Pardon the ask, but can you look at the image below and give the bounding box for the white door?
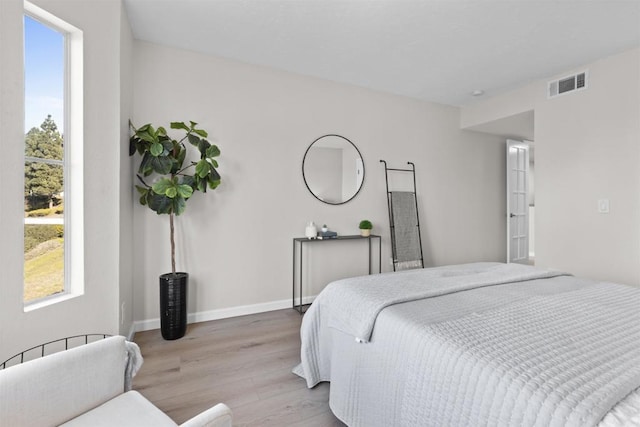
[506,140,529,263]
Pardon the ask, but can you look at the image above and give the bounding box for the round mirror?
[302,134,365,205]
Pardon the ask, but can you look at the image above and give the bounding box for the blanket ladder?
[380,160,424,271]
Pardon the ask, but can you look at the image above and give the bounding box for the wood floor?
[133,309,346,427]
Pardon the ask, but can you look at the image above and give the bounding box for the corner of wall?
[118,0,135,337]
[459,83,539,130]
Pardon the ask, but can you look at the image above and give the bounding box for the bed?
[293,262,640,426]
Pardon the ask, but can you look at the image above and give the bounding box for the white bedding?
[294,263,640,426]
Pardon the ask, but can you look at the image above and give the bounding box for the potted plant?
[129,120,221,340]
[359,219,373,237]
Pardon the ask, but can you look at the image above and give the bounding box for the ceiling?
[123,0,640,107]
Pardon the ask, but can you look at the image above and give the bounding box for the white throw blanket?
[317,262,568,342]
[124,340,143,391]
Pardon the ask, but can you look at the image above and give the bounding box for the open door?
[506,140,529,263]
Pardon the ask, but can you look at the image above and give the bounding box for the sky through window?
[24,15,64,133]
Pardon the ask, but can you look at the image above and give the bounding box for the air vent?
[548,71,588,98]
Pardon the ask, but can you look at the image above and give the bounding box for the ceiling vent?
[548,71,588,98]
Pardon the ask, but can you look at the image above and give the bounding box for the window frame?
[23,1,83,310]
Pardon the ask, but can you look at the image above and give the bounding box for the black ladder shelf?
[380,160,424,271]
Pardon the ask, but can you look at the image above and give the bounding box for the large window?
[23,2,83,307]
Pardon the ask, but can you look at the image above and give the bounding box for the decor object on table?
[0,335,233,426]
[359,219,373,237]
[318,230,338,239]
[302,134,365,205]
[321,224,328,232]
[130,121,221,340]
[305,221,318,239]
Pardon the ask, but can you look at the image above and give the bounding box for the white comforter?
[294,263,640,427]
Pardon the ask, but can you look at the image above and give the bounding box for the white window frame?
[24,1,83,310]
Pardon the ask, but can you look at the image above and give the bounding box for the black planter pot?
[159,272,188,340]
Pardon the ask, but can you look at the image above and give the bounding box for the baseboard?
[132,295,316,334]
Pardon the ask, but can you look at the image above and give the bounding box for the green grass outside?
[24,238,64,302]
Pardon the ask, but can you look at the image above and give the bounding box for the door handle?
[510,213,516,218]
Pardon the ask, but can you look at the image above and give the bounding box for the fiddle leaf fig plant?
[129,120,221,275]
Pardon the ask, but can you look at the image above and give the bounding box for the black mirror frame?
[302,134,365,205]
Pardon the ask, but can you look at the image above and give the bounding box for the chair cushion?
[61,391,178,427]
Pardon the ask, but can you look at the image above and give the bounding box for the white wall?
[132,41,506,328]
[0,0,131,360]
[462,48,640,286]
[119,2,134,337]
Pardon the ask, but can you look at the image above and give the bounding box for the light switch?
[598,199,610,214]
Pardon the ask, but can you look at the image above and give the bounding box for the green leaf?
[189,121,198,129]
[176,146,186,169]
[129,136,137,156]
[152,178,173,195]
[135,185,150,206]
[136,129,156,143]
[150,142,163,156]
[177,184,193,199]
[193,128,208,138]
[209,167,221,182]
[135,185,148,195]
[134,138,148,155]
[139,153,153,176]
[172,196,187,216]
[208,178,221,190]
[170,158,181,175]
[198,139,211,156]
[149,156,173,174]
[157,126,167,136]
[170,122,189,131]
[187,133,200,147]
[195,159,210,178]
[210,159,219,168]
[148,193,172,214]
[206,144,220,158]
[197,177,207,192]
[181,175,196,189]
[165,187,178,198]
[159,136,174,153]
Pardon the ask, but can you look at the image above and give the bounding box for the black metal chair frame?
[0,334,111,369]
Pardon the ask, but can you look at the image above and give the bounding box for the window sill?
[24,292,82,313]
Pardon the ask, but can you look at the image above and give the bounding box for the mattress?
[294,263,640,426]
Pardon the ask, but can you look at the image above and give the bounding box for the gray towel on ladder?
[390,191,422,270]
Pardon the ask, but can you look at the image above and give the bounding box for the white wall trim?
[132,296,316,334]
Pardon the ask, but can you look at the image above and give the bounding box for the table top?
[293,234,380,242]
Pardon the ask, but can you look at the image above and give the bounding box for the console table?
[292,234,382,314]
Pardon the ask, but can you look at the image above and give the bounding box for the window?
[23,2,83,308]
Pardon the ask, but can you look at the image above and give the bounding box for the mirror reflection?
[302,134,364,205]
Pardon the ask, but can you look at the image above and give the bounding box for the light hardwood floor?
[133,309,346,426]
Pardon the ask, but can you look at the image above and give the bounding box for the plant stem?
[136,174,151,188]
[177,130,192,145]
[170,212,176,275]
[174,161,196,176]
